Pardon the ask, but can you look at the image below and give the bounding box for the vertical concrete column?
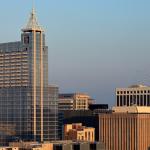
[40,31,43,142]
[33,30,37,140]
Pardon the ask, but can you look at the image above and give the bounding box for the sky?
[0,0,150,106]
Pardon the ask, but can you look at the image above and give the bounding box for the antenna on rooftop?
[32,0,35,9]
[22,0,43,31]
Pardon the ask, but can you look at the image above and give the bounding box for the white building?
[116,84,150,106]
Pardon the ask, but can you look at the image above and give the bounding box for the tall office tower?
[0,8,49,145]
[48,85,59,140]
[116,84,150,106]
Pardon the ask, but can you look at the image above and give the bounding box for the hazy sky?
[0,0,150,106]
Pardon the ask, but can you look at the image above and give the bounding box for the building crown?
[22,8,43,32]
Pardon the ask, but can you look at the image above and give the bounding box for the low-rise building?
[89,104,108,114]
[64,123,95,142]
[9,141,105,150]
[60,106,109,141]
[59,93,94,111]
[10,142,53,150]
[0,147,18,150]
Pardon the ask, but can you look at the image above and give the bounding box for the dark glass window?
[144,95,146,106]
[137,95,139,106]
[148,95,150,106]
[140,95,143,106]
[120,96,123,106]
[130,95,132,106]
[117,96,119,106]
[123,95,126,105]
[127,95,129,106]
[24,36,29,44]
[73,145,80,150]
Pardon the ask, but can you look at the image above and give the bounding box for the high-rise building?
[58,93,94,111]
[48,85,59,140]
[0,8,53,144]
[116,84,150,106]
[99,106,150,150]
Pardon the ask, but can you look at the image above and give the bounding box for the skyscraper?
[48,85,59,140]
[0,8,50,145]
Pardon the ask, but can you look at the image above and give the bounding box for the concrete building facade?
[64,123,95,142]
[9,141,105,150]
[99,106,150,150]
[116,84,150,106]
[59,93,94,111]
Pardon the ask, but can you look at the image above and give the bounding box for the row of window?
[117,95,150,106]
[0,84,28,87]
[117,90,150,94]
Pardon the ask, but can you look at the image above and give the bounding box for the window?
[24,36,29,44]
[120,96,123,106]
[137,95,139,106]
[117,96,119,106]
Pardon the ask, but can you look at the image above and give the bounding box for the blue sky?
[0,0,150,106]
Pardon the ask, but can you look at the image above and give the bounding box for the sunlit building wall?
[64,123,95,142]
[99,106,150,150]
[116,84,150,106]
[59,93,94,111]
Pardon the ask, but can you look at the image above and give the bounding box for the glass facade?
[0,10,58,145]
[48,85,59,140]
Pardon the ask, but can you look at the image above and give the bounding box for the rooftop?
[112,106,150,113]
[59,93,90,98]
[128,84,148,88]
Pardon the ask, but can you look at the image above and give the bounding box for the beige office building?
[64,123,95,142]
[99,106,150,150]
[116,84,150,106]
[59,93,94,110]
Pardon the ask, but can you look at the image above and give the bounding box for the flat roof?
[113,106,150,113]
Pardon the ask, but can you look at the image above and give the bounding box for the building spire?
[22,7,43,32]
[32,0,35,9]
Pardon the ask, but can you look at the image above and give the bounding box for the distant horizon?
[0,0,150,106]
